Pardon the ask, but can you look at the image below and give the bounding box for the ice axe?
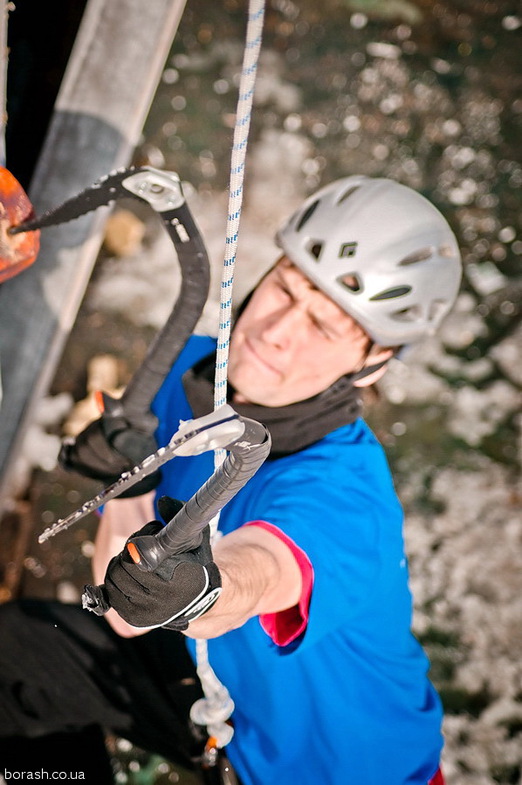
[6,166,211,434]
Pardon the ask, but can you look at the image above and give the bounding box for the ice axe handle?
[128,417,271,571]
[82,416,271,614]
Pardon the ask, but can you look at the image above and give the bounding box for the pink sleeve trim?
[245,520,314,647]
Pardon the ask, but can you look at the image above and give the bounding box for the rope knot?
[190,695,236,748]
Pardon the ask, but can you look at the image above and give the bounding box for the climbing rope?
[190,0,266,754]
[214,0,265,416]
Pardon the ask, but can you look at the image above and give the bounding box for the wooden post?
[0,0,187,509]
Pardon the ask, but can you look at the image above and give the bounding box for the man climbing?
[0,175,461,785]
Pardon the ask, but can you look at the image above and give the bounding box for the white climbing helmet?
[276,175,462,346]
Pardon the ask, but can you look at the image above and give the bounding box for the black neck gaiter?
[182,352,362,457]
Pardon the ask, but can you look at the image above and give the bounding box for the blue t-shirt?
[152,336,443,785]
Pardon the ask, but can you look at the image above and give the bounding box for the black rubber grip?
[120,204,211,430]
[130,417,271,571]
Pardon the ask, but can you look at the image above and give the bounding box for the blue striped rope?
[214,0,265,421]
[194,6,266,747]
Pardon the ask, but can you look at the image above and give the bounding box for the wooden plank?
[0,0,187,509]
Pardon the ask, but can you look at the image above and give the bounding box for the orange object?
[0,167,40,283]
[94,389,106,413]
[126,541,142,565]
[205,736,218,751]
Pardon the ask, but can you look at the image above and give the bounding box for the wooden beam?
[0,0,187,509]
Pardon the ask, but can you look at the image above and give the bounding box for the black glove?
[99,496,222,630]
[59,408,161,497]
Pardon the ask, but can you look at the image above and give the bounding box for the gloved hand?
[100,496,222,630]
[59,408,161,497]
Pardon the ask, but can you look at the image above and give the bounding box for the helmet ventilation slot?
[391,305,422,322]
[370,285,412,300]
[398,248,432,266]
[428,299,446,321]
[296,199,320,231]
[337,185,361,204]
[337,273,362,293]
[439,244,457,258]
[307,241,323,260]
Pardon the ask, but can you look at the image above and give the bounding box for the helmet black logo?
[339,242,358,258]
